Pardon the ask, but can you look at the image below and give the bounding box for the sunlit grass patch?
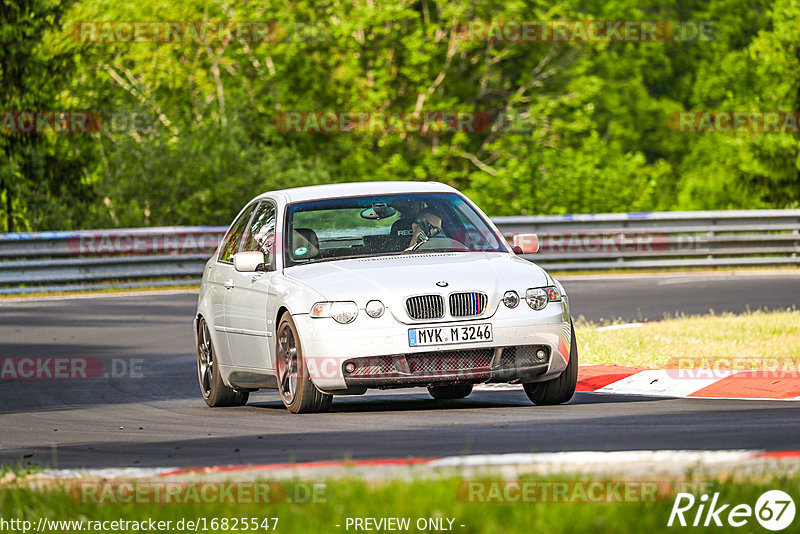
[575,309,800,368]
[1,473,798,534]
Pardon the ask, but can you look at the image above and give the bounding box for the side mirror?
[512,233,539,254]
[233,251,266,272]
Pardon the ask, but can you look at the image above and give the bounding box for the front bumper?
[340,344,551,389]
[293,301,572,391]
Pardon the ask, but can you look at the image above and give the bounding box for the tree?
[5,0,800,230]
[0,0,95,232]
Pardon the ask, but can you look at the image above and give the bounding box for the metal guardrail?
[0,210,798,294]
[495,209,800,271]
[0,227,225,294]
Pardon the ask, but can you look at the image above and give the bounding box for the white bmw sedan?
[194,181,577,413]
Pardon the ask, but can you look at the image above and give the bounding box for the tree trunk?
[3,183,11,233]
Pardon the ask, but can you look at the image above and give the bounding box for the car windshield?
[284,192,507,266]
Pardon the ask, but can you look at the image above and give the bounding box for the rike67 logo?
[668,490,795,531]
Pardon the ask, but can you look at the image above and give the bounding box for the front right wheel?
[275,314,332,414]
[523,323,578,405]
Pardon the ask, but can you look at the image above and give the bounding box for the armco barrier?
[0,226,225,294]
[0,210,798,294]
[494,209,800,271]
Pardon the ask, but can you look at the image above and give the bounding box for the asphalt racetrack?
[1,271,798,469]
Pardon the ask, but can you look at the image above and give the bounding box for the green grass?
[1,474,798,533]
[576,309,800,368]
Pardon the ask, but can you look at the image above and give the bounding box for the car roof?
[255,181,458,203]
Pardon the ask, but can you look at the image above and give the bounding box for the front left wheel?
[197,317,249,407]
[523,323,578,406]
[275,314,332,414]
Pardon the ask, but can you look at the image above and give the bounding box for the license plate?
[408,323,493,347]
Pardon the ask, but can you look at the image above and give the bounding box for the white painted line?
[656,271,800,285]
[596,323,646,332]
[428,450,757,469]
[559,270,800,282]
[474,384,522,391]
[0,289,198,304]
[595,369,742,397]
[34,467,177,479]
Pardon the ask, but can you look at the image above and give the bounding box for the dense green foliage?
[1,0,799,231]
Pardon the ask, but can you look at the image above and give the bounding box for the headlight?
[545,285,561,302]
[502,290,520,308]
[525,286,562,310]
[310,301,359,324]
[365,300,385,318]
[331,302,358,323]
[525,288,548,310]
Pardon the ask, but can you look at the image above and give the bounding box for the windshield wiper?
[400,248,466,254]
[299,254,370,264]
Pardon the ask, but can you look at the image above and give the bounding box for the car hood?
[285,252,550,322]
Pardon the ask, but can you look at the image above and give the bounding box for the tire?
[428,383,473,400]
[275,313,332,414]
[523,323,578,405]
[197,317,249,407]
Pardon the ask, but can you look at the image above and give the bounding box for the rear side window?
[219,204,257,263]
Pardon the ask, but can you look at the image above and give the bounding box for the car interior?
[285,196,503,265]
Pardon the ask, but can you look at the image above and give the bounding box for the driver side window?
[240,201,277,267]
[219,204,257,263]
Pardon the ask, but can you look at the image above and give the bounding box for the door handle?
[224,279,235,290]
